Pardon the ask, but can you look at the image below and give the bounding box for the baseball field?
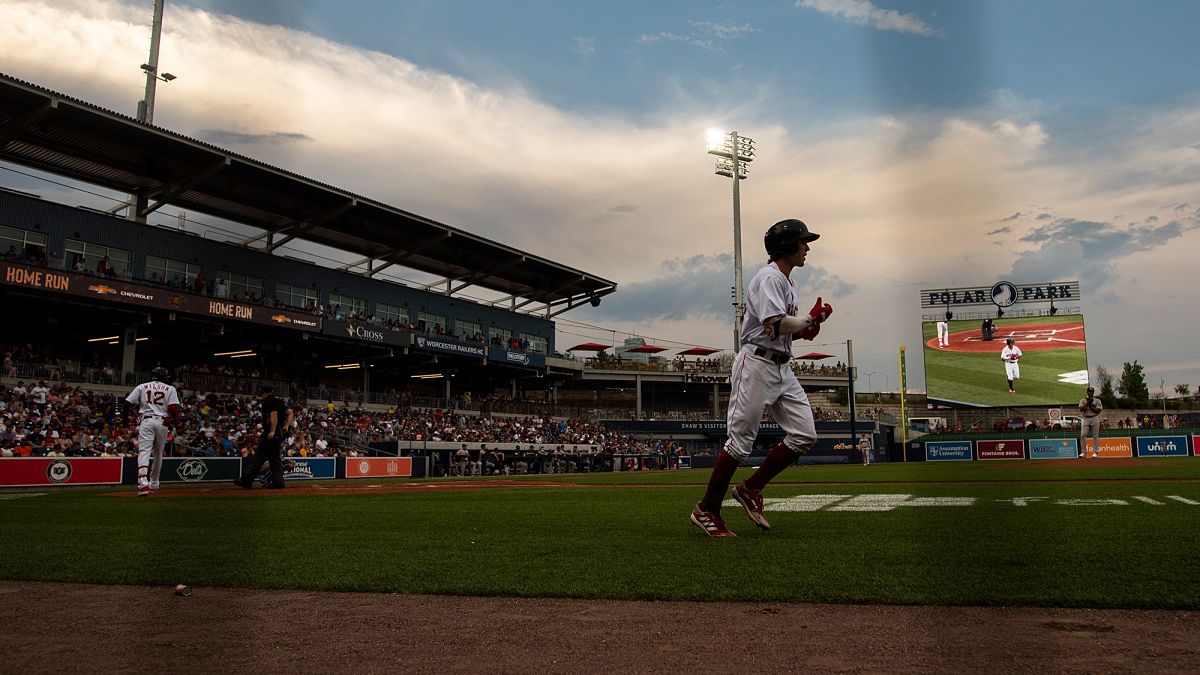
[923,314,1089,407]
[2,460,1198,606]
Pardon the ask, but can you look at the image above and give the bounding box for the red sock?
[701,450,741,512]
[744,441,798,492]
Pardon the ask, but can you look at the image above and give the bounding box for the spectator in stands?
[3,245,18,260]
[72,256,86,273]
[96,256,110,277]
[215,279,229,299]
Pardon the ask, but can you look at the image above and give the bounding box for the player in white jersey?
[1001,337,1022,394]
[936,309,951,348]
[690,219,834,537]
[125,366,182,496]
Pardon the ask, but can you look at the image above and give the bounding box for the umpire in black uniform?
[234,385,294,489]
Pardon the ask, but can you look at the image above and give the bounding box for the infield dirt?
[2,581,1197,674]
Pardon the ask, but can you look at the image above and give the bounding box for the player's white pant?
[1004,361,1020,380]
[1081,418,1101,454]
[137,417,168,490]
[723,345,818,461]
[936,321,948,347]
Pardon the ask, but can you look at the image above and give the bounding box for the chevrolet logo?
[270,314,292,324]
[87,284,117,295]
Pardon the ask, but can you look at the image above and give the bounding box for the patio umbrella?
[796,352,836,360]
[568,342,612,352]
[676,347,720,356]
[624,344,668,354]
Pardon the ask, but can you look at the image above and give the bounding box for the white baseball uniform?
[1001,344,1022,380]
[125,380,181,491]
[724,261,818,461]
[936,321,949,347]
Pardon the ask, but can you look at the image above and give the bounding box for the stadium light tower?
[707,129,755,352]
[127,0,175,223]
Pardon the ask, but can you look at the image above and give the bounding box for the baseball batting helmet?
[764,219,820,259]
[150,366,169,382]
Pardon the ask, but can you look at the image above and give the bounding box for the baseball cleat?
[690,502,736,537]
[137,486,151,497]
[732,483,771,530]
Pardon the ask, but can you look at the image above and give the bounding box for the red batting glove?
[794,323,821,341]
[808,297,833,324]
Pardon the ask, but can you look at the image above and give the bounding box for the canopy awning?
[796,352,836,360]
[624,345,668,354]
[676,347,720,356]
[568,342,612,352]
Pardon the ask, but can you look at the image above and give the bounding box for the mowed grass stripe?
[2,477,1198,608]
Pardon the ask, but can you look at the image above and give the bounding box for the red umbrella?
[677,347,720,356]
[624,344,668,354]
[796,352,835,360]
[568,342,612,352]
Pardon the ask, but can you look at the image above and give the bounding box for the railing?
[6,361,123,386]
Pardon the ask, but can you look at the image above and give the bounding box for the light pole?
[707,129,755,352]
[866,370,878,392]
[128,0,176,223]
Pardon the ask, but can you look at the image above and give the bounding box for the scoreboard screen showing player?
[921,313,1090,408]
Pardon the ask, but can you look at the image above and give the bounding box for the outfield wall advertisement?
[0,457,123,487]
[925,441,973,461]
[921,313,1089,408]
[1195,435,1200,457]
[1084,436,1133,458]
[1029,438,1079,459]
[977,440,1026,460]
[158,457,243,483]
[284,457,337,480]
[346,457,413,479]
[1135,435,1190,458]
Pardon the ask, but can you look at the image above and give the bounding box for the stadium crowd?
[0,380,682,469]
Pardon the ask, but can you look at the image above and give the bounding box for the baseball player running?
[125,367,182,496]
[1001,337,1022,393]
[690,218,833,537]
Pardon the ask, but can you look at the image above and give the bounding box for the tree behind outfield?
[1117,361,1150,406]
[1175,384,1191,398]
[1096,365,1117,407]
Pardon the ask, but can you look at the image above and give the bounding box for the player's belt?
[752,346,791,364]
[142,414,164,420]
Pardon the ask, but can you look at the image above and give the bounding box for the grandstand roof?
[0,73,616,315]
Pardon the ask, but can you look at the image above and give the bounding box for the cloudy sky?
[3,0,1199,393]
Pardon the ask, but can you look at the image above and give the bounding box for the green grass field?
[2,460,1199,609]
[923,315,1089,407]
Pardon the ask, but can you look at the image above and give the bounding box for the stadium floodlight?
[707,129,756,351]
[87,335,121,342]
[213,349,253,356]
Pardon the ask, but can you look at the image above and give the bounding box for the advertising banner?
[925,441,973,461]
[0,261,320,332]
[346,457,413,479]
[322,320,410,347]
[1029,438,1079,459]
[977,439,1026,460]
[0,457,123,487]
[1195,435,1200,457]
[1135,435,1190,458]
[284,457,337,480]
[1084,436,1133,458]
[158,457,243,483]
[487,346,546,369]
[412,335,486,359]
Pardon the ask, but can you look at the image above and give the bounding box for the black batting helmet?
[150,366,169,382]
[764,219,820,259]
